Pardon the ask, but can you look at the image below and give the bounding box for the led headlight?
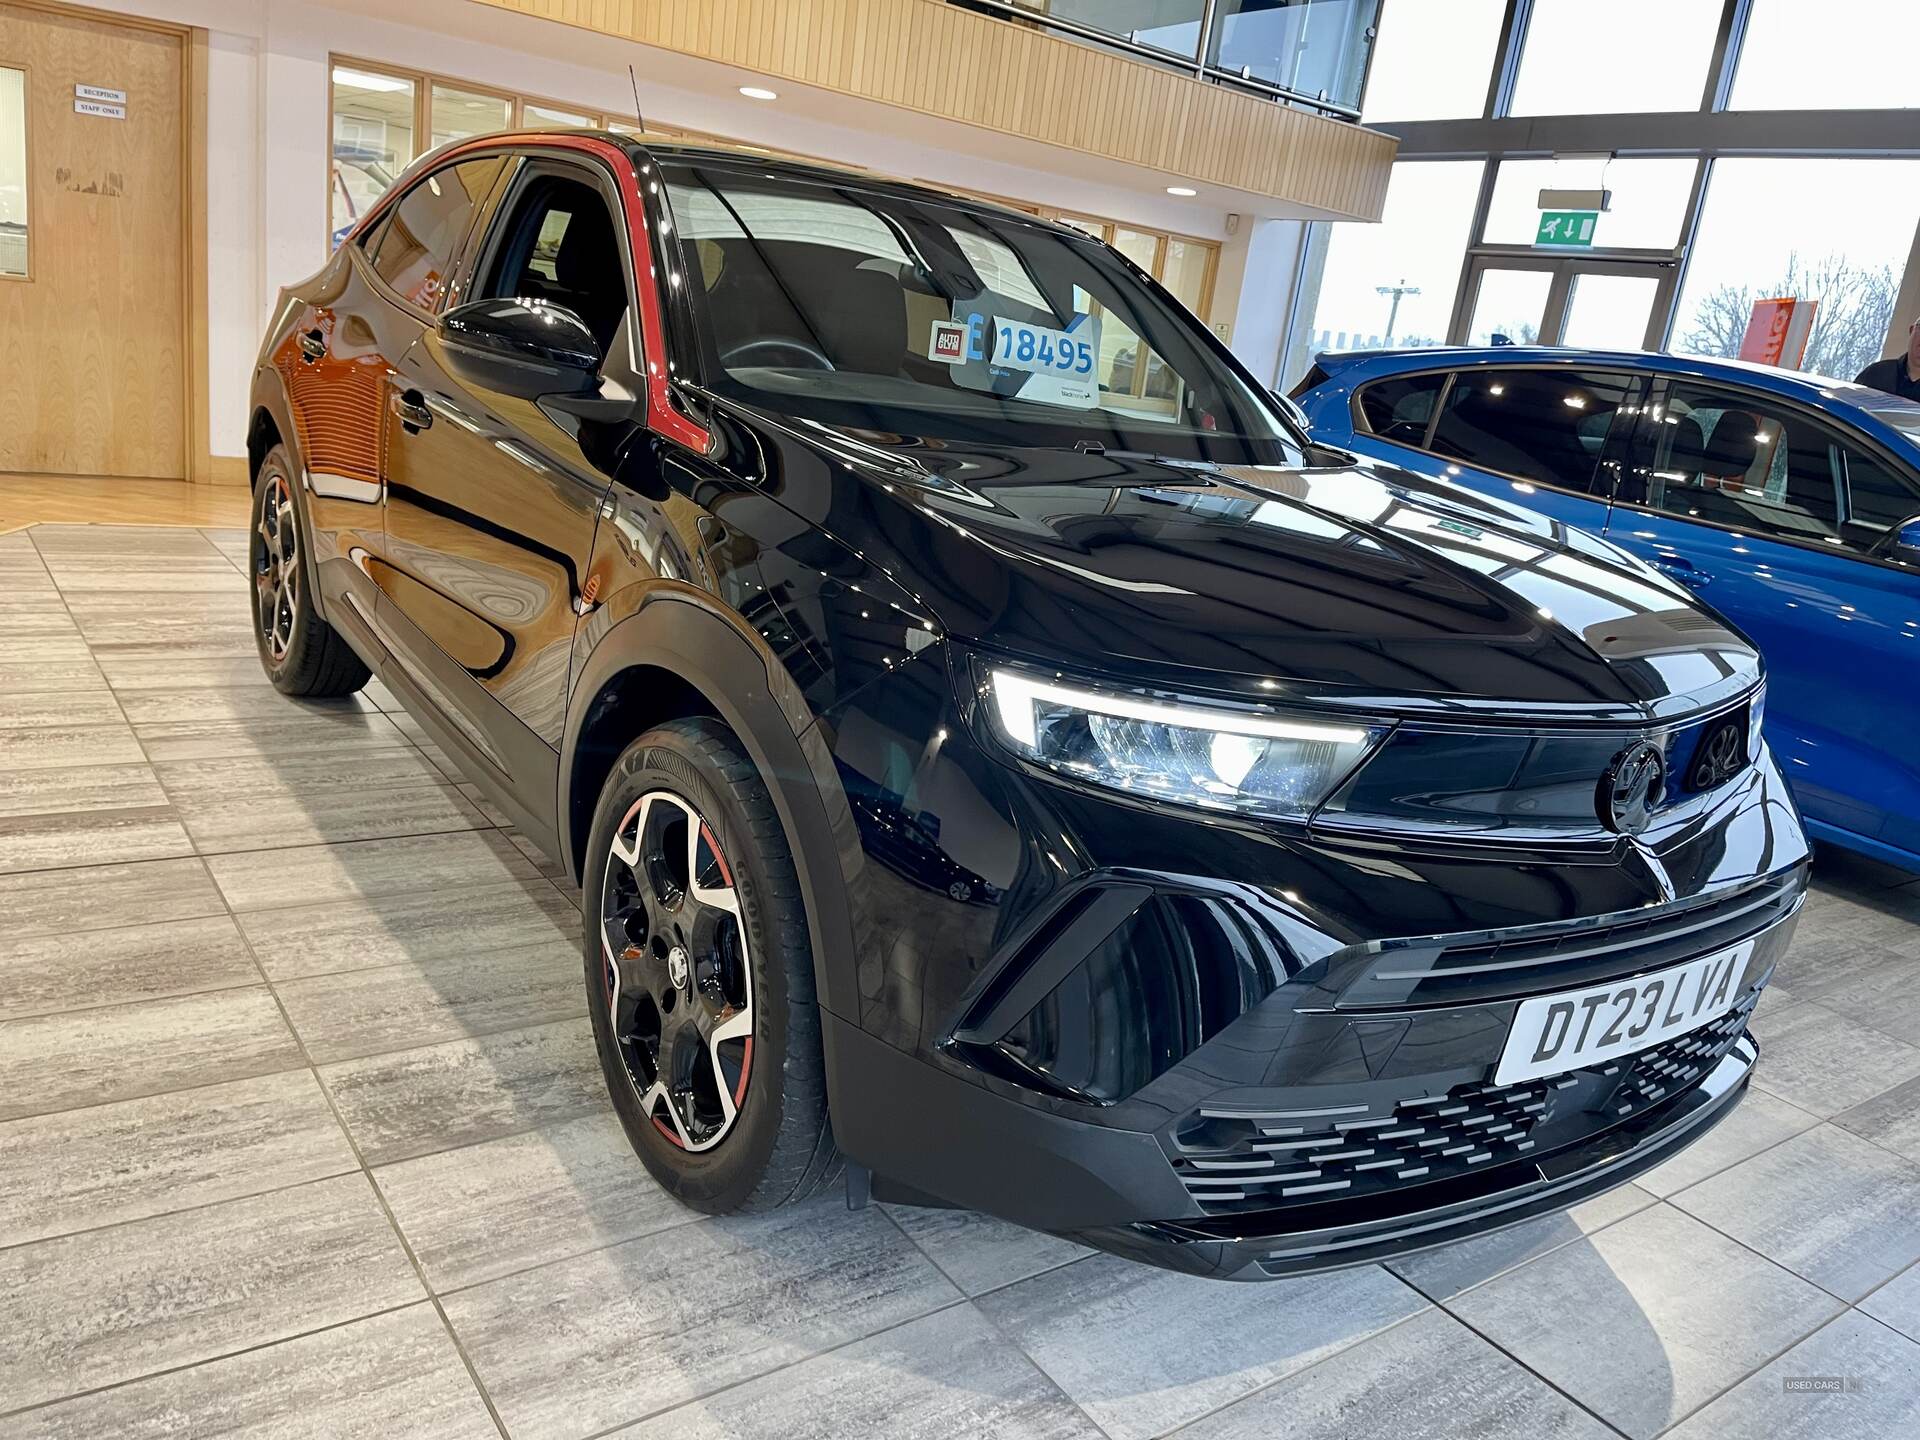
[1747,684,1766,762]
[985,667,1387,820]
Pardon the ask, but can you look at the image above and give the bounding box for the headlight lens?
[1747,685,1766,761]
[985,667,1387,820]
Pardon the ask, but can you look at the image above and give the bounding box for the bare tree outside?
[1677,251,1899,381]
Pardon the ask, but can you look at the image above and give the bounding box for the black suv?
[248,133,1808,1280]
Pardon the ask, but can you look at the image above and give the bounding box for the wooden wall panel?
[464,0,1394,218]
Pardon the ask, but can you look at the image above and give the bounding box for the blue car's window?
[1357,373,1445,445]
[1626,385,1841,544]
[1427,368,1633,496]
[1843,446,1920,534]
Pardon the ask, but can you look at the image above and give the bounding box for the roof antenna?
[628,65,646,132]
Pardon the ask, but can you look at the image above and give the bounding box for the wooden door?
[0,2,184,478]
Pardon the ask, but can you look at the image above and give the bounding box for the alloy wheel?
[253,472,300,664]
[600,790,755,1151]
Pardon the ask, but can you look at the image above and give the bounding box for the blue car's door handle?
[1650,554,1711,587]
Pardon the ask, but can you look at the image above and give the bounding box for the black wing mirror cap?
[438,297,603,399]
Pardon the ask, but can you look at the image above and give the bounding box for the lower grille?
[1171,994,1758,1216]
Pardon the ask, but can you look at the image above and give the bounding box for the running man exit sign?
[1535,210,1598,248]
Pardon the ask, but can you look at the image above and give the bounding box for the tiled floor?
[2,519,1919,1439]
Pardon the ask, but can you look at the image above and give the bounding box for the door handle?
[1650,554,1710,587]
[297,329,325,364]
[390,389,434,433]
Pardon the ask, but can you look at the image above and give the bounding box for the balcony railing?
[948,0,1377,120]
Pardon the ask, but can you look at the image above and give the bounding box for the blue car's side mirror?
[1879,514,1920,564]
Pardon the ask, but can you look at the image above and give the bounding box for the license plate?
[1494,940,1755,1085]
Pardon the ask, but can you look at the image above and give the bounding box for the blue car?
[1293,346,1920,871]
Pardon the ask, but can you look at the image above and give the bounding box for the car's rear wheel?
[585,717,838,1212]
[250,445,370,697]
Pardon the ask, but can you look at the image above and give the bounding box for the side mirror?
[1884,514,1920,563]
[438,298,603,400]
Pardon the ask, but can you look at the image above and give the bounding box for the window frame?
[1615,376,1920,566]
[355,152,512,320]
[464,151,642,371]
[1351,361,1647,501]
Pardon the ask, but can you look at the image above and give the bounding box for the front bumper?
[814,655,1811,1280]
[1095,1033,1759,1280]
[830,894,1796,1281]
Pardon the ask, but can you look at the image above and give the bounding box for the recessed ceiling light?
[739,85,778,101]
[1166,185,1197,197]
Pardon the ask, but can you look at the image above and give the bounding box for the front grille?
[1339,868,1803,1009]
[1170,994,1757,1216]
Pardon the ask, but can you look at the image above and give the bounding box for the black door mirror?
[438,297,603,399]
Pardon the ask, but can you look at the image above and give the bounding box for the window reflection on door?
[1466,268,1551,347]
[1560,273,1659,349]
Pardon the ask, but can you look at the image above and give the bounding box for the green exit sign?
[1536,210,1599,248]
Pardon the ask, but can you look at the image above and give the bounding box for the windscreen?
[657,160,1297,463]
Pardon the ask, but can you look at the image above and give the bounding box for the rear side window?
[1357,372,1446,445]
[1624,383,1842,544]
[366,156,505,311]
[1429,368,1634,496]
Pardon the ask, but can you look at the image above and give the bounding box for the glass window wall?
[1361,0,1505,123]
[1510,0,1721,116]
[522,101,595,129]
[1308,160,1484,352]
[1730,0,1920,112]
[1671,158,1920,382]
[1483,157,1697,251]
[330,65,416,246]
[430,84,511,146]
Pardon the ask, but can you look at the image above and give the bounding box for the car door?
[377,151,642,828]
[1347,365,1641,538]
[1607,377,1919,859]
[277,158,499,622]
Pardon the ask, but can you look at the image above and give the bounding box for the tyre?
[250,444,370,698]
[584,716,838,1212]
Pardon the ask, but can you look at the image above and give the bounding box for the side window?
[1357,372,1446,445]
[1428,368,1634,495]
[366,156,504,311]
[1842,446,1920,537]
[478,170,630,353]
[1631,385,1841,544]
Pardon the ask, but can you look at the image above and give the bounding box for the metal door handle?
[298,330,325,364]
[1651,554,1710,587]
[390,389,433,432]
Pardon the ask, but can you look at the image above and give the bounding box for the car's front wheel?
[584,717,838,1212]
[249,445,370,697]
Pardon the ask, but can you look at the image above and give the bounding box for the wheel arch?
[561,595,861,1022]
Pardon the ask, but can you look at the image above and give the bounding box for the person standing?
[1855,317,1920,400]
